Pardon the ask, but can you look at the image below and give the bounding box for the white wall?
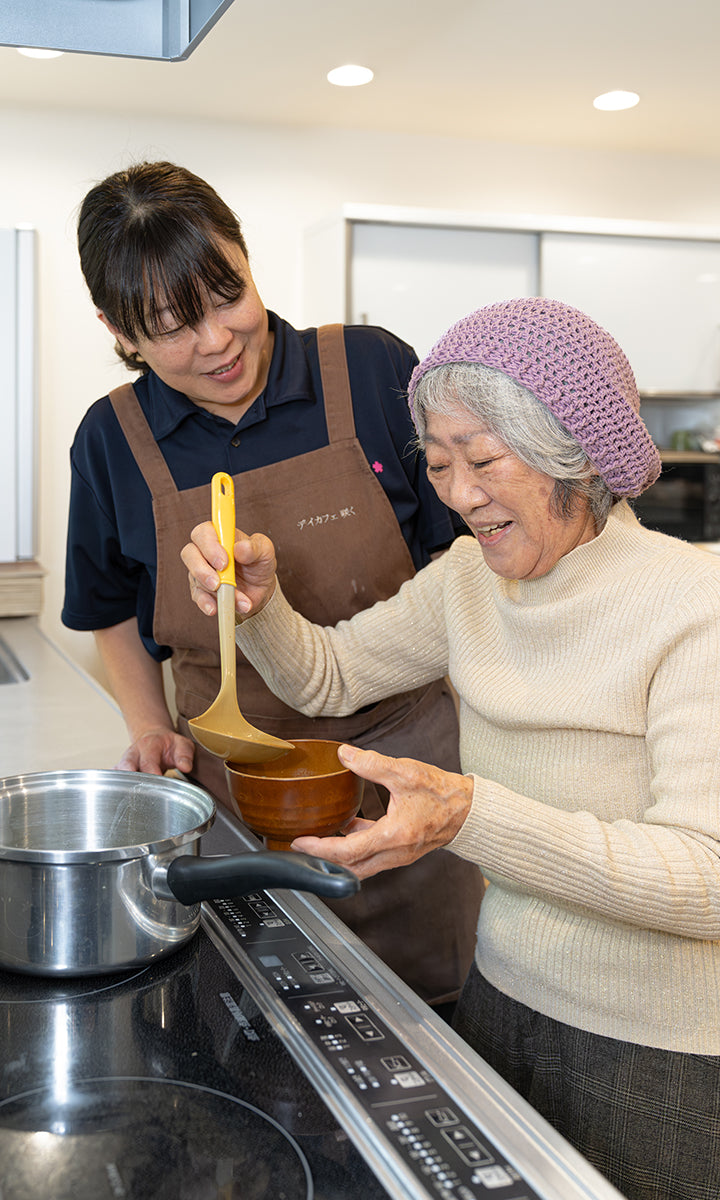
[2,104,720,694]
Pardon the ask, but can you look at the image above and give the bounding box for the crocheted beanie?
[408,297,661,497]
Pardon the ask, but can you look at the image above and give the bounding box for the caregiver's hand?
[181,523,278,620]
[115,728,195,776]
[292,744,474,880]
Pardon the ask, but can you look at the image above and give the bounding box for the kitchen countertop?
[0,616,127,777]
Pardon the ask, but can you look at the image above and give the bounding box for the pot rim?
[0,769,216,864]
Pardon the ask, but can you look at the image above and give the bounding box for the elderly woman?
[183,297,720,1200]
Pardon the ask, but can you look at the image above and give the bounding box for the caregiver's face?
[100,241,273,423]
[424,404,597,580]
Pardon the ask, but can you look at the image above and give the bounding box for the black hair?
[77,161,250,371]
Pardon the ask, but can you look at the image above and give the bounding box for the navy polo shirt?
[62,312,462,661]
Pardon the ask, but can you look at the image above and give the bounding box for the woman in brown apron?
[63,161,483,1010]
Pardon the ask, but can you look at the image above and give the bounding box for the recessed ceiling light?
[593,90,639,111]
[17,47,64,59]
[327,64,374,88]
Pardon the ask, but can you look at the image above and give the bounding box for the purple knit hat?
[408,297,661,497]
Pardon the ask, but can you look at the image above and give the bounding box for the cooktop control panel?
[206,894,542,1200]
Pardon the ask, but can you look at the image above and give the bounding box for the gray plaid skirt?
[452,964,720,1200]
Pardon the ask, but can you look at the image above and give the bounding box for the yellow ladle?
[188,472,294,763]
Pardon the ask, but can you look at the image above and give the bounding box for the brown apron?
[109,325,482,1005]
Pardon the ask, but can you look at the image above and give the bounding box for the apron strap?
[109,383,178,498]
[317,324,357,443]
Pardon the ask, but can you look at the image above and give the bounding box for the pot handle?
[164,850,360,905]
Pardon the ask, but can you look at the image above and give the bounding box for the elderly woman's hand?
[291,745,474,879]
[181,522,278,620]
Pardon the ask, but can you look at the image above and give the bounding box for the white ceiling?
[1,0,719,158]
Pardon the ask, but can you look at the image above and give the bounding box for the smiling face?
[98,242,273,422]
[424,404,598,579]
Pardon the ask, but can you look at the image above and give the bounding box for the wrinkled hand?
[292,745,474,879]
[114,728,195,776]
[181,522,278,620]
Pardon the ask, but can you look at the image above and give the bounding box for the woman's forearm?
[236,571,448,717]
[94,619,195,774]
[94,618,172,739]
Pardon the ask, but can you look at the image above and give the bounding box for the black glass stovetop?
[0,925,391,1200]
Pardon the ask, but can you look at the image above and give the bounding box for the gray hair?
[413,362,617,525]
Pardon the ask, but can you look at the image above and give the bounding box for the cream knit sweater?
[236,503,720,1053]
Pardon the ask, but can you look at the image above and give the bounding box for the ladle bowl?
[224,739,364,851]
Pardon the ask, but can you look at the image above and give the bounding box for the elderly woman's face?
[424,405,597,580]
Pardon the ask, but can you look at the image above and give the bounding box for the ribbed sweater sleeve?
[236,557,451,717]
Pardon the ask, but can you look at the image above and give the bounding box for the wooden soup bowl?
[224,739,363,851]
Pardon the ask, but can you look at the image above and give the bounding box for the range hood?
[0,0,235,62]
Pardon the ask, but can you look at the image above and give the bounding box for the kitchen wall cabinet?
[350,223,539,358]
[303,206,720,391]
[541,233,720,393]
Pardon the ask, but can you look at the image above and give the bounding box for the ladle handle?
[212,471,236,587]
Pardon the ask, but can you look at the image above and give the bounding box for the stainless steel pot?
[0,770,359,976]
